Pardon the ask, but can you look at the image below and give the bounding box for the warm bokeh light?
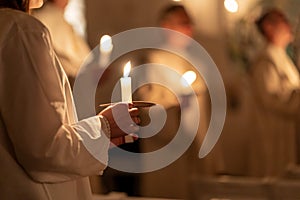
[123,61,131,77]
[100,35,113,52]
[224,0,239,13]
[181,70,197,87]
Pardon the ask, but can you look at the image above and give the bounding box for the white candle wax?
[121,77,132,102]
[120,61,132,103]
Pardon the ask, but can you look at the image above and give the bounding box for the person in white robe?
[0,0,140,199]
[136,5,215,199]
[249,8,300,177]
[33,0,91,88]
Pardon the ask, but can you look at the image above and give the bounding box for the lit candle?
[181,70,197,95]
[120,61,132,103]
[99,35,113,66]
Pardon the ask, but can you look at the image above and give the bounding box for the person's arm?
[0,24,113,183]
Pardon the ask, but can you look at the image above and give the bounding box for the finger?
[110,137,125,148]
[128,103,134,109]
[132,116,141,124]
[129,107,139,117]
[127,124,140,133]
[129,133,139,141]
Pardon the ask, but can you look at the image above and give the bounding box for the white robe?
[0,8,109,200]
[249,44,300,177]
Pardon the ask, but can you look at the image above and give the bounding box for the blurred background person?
[248,8,300,177]
[33,0,91,88]
[137,5,201,108]
[134,4,220,199]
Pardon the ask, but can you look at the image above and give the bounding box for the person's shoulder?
[0,8,47,33]
[0,8,50,47]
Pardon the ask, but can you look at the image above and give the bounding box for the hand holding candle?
[99,102,140,147]
[120,61,132,103]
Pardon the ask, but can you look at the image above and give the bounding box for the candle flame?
[181,70,196,87]
[123,61,131,77]
[224,0,239,13]
[100,35,113,52]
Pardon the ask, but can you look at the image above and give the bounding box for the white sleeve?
[0,22,110,183]
[72,116,110,163]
